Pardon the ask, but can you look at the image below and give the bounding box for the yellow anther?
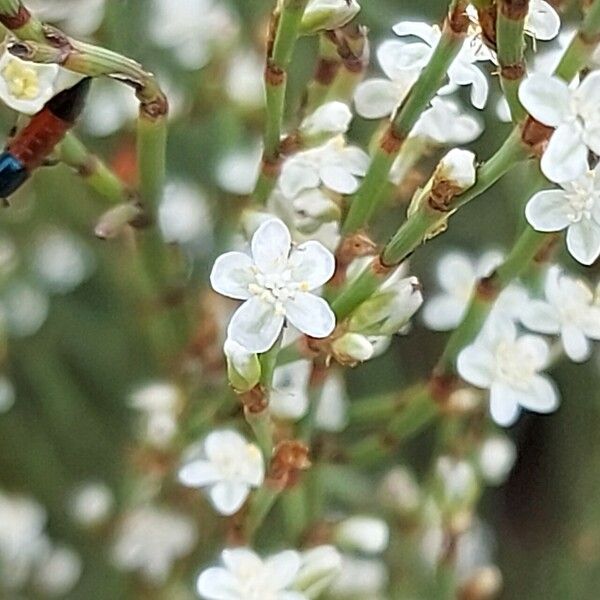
[2,59,41,100]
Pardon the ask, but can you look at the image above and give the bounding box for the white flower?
[0,375,15,413]
[525,167,600,265]
[330,555,388,598]
[217,143,262,196]
[299,101,353,138]
[178,430,264,516]
[148,0,239,69]
[270,360,312,421]
[335,516,390,555]
[34,545,82,597]
[379,467,421,513]
[210,219,336,353]
[435,148,477,190]
[457,317,560,427]
[391,21,489,109]
[225,49,265,109]
[477,435,517,485]
[197,548,307,600]
[26,0,105,36]
[525,0,561,41]
[294,545,342,599]
[519,72,600,183]
[68,482,114,527]
[280,137,369,199]
[1,281,49,338]
[82,78,138,137]
[112,506,197,584]
[301,0,361,34]
[422,250,504,331]
[315,370,348,432]
[521,266,600,361]
[353,40,420,119]
[435,456,478,507]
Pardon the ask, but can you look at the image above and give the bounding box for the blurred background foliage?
[0,0,598,598]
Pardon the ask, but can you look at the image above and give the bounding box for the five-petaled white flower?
[391,21,489,109]
[457,317,559,427]
[279,137,369,199]
[210,219,336,353]
[179,430,264,516]
[519,72,600,183]
[521,266,600,362]
[197,548,307,600]
[525,166,600,265]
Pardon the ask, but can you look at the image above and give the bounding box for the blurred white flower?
[294,545,342,599]
[335,516,390,555]
[1,281,49,338]
[521,266,600,362]
[519,72,600,183]
[330,555,388,598]
[159,180,212,246]
[525,167,600,265]
[197,548,306,600]
[270,360,312,421]
[391,21,489,109]
[179,430,264,516]
[69,481,114,527]
[280,137,369,199]
[31,229,94,294]
[210,219,336,353]
[457,317,560,427]
[225,49,265,109]
[478,435,517,485]
[34,545,82,597]
[301,0,361,34]
[422,250,503,331]
[224,338,261,393]
[315,370,348,432]
[0,375,15,413]
[217,143,262,196]
[435,456,477,506]
[379,467,421,513]
[82,78,138,137]
[112,506,197,584]
[27,0,105,37]
[148,0,239,70]
[300,101,353,138]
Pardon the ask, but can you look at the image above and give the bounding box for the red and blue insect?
[0,77,91,199]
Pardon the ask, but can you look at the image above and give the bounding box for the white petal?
[320,165,359,194]
[378,39,429,77]
[561,323,591,362]
[392,21,439,46]
[285,293,335,338]
[227,297,284,353]
[205,430,246,460]
[457,345,495,388]
[281,593,309,600]
[210,252,253,300]
[209,481,249,515]
[518,334,550,369]
[566,218,600,265]
[528,1,561,41]
[280,160,320,198]
[489,383,521,427]
[525,189,571,231]
[541,123,589,183]
[422,296,467,331]
[520,300,561,334]
[449,62,489,109]
[265,550,301,589]
[196,567,239,600]
[222,548,262,576]
[518,74,571,126]
[341,146,371,175]
[354,78,401,119]
[436,252,477,293]
[580,306,600,339]
[289,241,335,290]
[179,460,221,487]
[300,101,352,136]
[251,218,292,272]
[519,375,560,413]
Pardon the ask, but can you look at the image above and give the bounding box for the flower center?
[565,184,596,223]
[494,341,535,388]
[2,59,41,100]
[248,266,309,316]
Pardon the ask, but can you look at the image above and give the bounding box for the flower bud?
[434,456,478,512]
[224,338,261,393]
[379,467,421,514]
[300,101,353,138]
[300,0,361,35]
[348,275,423,335]
[434,148,477,191]
[95,202,144,239]
[293,189,341,234]
[477,435,516,486]
[331,332,374,365]
[334,516,390,555]
[294,545,342,598]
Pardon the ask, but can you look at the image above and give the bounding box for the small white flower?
[211,219,336,353]
[299,101,353,138]
[270,360,312,421]
[315,370,348,432]
[521,266,600,361]
[525,167,600,265]
[391,21,489,109]
[112,506,197,584]
[435,148,477,190]
[301,0,361,34]
[68,482,114,528]
[225,49,265,109]
[294,545,342,598]
[335,516,390,555]
[280,137,369,199]
[379,467,421,513]
[34,545,82,597]
[197,547,307,600]
[478,435,517,485]
[1,281,49,338]
[422,250,504,331]
[179,429,264,516]
[435,456,478,506]
[217,143,262,196]
[519,72,600,183]
[457,317,560,427]
[82,78,138,137]
[330,555,388,598]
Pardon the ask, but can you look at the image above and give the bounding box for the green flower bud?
[224,339,261,393]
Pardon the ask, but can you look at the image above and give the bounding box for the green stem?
[244,484,281,541]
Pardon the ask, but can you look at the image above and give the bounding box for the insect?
[0,77,91,200]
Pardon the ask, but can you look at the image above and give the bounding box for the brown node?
[267,440,311,490]
[448,1,471,35]
[520,116,553,157]
[500,0,530,21]
[477,3,498,50]
[331,232,377,286]
[500,62,526,80]
[371,253,396,275]
[475,273,500,302]
[265,62,286,86]
[0,5,31,30]
[428,372,460,405]
[380,126,405,155]
[428,180,462,213]
[314,57,340,85]
[240,385,268,414]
